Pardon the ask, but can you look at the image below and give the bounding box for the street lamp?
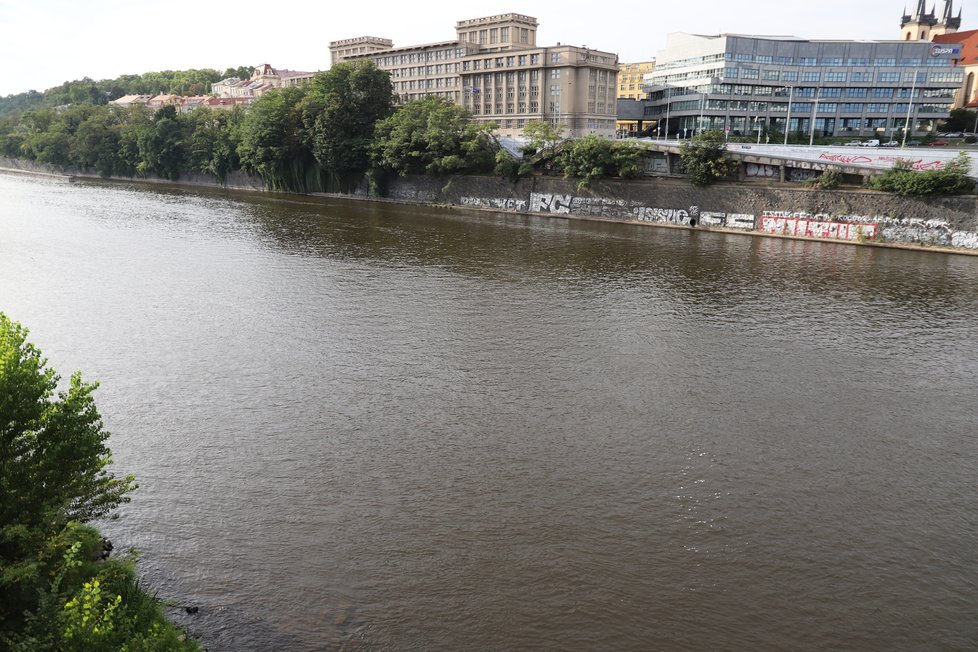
[901,71,919,148]
[699,92,706,135]
[783,85,793,146]
[809,88,821,146]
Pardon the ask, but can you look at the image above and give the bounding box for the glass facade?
[645,34,963,138]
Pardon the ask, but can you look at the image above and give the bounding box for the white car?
[880,140,899,147]
[859,140,880,147]
[843,140,862,146]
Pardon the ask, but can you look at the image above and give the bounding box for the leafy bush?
[0,314,198,651]
[555,136,650,189]
[870,153,975,196]
[678,130,738,186]
[806,167,842,189]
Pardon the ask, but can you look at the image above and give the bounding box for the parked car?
[906,140,922,146]
[859,139,880,147]
[880,140,899,147]
[928,140,950,146]
[843,140,862,146]
[945,132,963,138]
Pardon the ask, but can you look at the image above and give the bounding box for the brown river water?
[1,173,977,651]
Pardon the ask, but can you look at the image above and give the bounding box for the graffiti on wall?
[529,193,699,226]
[460,196,528,211]
[745,163,779,178]
[529,193,574,214]
[786,168,820,182]
[633,206,698,226]
[951,231,978,249]
[700,212,757,230]
[760,211,878,241]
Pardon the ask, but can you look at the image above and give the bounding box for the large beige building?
[330,13,620,138]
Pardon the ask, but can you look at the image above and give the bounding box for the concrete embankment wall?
[4,157,977,253]
[355,175,978,253]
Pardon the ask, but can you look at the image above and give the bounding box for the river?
[2,173,977,651]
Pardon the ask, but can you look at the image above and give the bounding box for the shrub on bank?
[870,152,975,196]
[0,313,199,651]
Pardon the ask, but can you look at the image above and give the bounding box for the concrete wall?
[3,157,977,253]
[357,174,978,252]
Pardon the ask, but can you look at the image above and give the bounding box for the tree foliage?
[941,108,977,133]
[305,61,393,186]
[0,314,197,650]
[236,86,318,191]
[678,129,738,186]
[372,97,499,176]
[0,314,136,628]
[556,136,649,189]
[870,153,975,196]
[521,119,564,160]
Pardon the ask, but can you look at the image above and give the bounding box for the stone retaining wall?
[3,157,976,252]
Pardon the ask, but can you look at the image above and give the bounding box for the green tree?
[941,108,977,133]
[237,85,317,191]
[305,61,394,187]
[69,106,123,176]
[678,129,738,186]
[557,134,615,189]
[371,97,499,176]
[136,105,186,180]
[183,107,243,181]
[0,313,137,630]
[522,119,564,160]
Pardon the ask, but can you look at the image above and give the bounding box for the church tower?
[931,0,962,37]
[901,1,961,40]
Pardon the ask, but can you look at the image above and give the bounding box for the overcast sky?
[0,0,965,97]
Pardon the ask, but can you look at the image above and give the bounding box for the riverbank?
[3,157,977,255]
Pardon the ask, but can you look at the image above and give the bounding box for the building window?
[825,72,847,82]
[552,52,560,63]
[801,72,820,82]
[551,69,561,78]
[501,27,510,42]
[531,54,540,65]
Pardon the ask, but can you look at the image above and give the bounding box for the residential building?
[643,31,963,139]
[618,61,655,100]
[210,64,316,99]
[616,60,655,135]
[110,94,152,108]
[331,13,620,138]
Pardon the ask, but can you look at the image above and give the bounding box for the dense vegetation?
[869,152,974,195]
[0,313,199,650]
[2,64,972,194]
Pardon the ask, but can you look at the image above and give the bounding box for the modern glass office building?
[644,33,964,139]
